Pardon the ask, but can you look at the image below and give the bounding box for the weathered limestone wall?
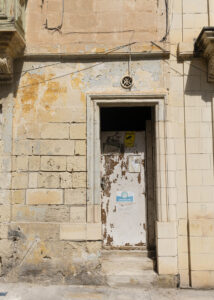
[0,0,213,289]
[0,59,164,283]
[161,0,214,289]
[25,0,165,54]
[0,84,13,278]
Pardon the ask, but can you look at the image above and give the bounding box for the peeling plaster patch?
[81,61,128,90]
[142,61,161,81]
[79,61,162,92]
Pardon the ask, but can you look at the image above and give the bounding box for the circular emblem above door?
[121,75,133,89]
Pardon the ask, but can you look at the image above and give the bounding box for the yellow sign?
[124,132,135,147]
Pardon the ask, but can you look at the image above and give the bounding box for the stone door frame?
[87,94,179,277]
[86,93,170,229]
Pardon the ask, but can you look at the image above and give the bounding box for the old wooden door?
[101,131,146,248]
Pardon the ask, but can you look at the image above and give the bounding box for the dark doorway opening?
[100,107,152,131]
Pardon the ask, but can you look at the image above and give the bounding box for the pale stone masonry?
[0,0,214,289]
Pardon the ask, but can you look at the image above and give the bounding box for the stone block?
[178,253,188,270]
[178,220,187,236]
[175,170,186,187]
[158,256,178,275]
[25,122,42,140]
[202,107,212,122]
[0,156,11,172]
[189,203,214,219]
[34,140,74,156]
[16,156,28,171]
[29,156,40,171]
[12,172,28,189]
[0,239,13,258]
[183,0,207,13]
[38,107,86,123]
[157,238,177,257]
[87,223,102,240]
[13,140,33,155]
[174,138,185,154]
[168,205,177,222]
[12,205,69,222]
[183,13,208,29]
[190,237,214,254]
[177,203,187,219]
[67,156,86,172]
[0,225,8,239]
[166,155,176,171]
[179,269,190,288]
[167,188,177,205]
[156,222,177,239]
[190,220,214,237]
[41,123,69,139]
[202,170,214,186]
[188,186,214,203]
[185,107,201,122]
[87,205,101,224]
[199,121,212,138]
[87,205,94,223]
[41,156,66,171]
[0,190,11,205]
[94,205,101,223]
[178,236,188,253]
[192,271,214,288]
[75,140,86,155]
[38,172,60,188]
[0,205,10,222]
[60,223,86,240]
[11,190,25,204]
[72,172,86,188]
[191,254,214,270]
[26,189,63,205]
[187,154,211,170]
[64,188,86,205]
[60,172,72,188]
[70,206,86,223]
[176,155,185,170]
[70,123,86,139]
[0,173,11,189]
[9,223,60,240]
[167,171,176,187]
[187,170,202,186]
[29,172,38,188]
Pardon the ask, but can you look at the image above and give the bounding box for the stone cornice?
[195,27,214,82]
[0,31,25,81]
[24,42,170,60]
[0,0,26,81]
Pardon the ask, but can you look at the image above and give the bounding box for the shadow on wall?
[184,58,214,165]
[184,59,214,103]
[13,59,25,98]
[0,59,24,99]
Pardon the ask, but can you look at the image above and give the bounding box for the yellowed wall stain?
[19,73,45,113]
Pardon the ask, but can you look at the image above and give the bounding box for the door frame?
[86,93,168,234]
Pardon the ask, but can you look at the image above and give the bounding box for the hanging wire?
[160,0,170,42]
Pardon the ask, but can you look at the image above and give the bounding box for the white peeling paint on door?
[101,131,146,247]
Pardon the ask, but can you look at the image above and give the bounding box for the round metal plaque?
[121,75,133,89]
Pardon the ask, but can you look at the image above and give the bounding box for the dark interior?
[100,107,152,131]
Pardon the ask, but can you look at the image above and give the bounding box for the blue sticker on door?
[116,191,134,202]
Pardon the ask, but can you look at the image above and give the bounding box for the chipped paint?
[101,131,147,247]
[138,173,141,184]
